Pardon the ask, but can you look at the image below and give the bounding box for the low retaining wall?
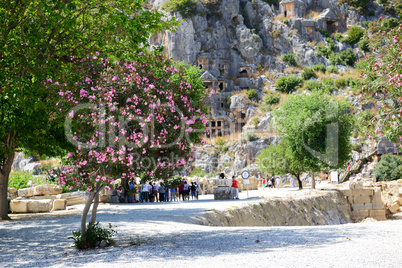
[197,191,351,227]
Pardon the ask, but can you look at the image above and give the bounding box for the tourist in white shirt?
[142,181,150,202]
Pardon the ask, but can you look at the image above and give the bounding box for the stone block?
[369,209,386,217]
[388,202,399,214]
[27,200,52,213]
[340,189,352,197]
[371,194,382,204]
[353,196,371,204]
[349,181,364,190]
[52,199,67,211]
[351,203,372,211]
[212,179,233,187]
[100,195,111,203]
[396,197,402,206]
[357,210,369,218]
[33,185,63,196]
[18,188,30,197]
[8,187,17,194]
[353,189,374,197]
[10,200,28,213]
[372,203,384,210]
[213,187,236,200]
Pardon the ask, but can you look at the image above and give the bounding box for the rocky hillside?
[147,0,399,178]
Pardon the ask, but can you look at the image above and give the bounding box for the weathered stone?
[8,187,17,194]
[52,199,67,211]
[351,203,373,210]
[213,187,236,200]
[58,191,89,206]
[18,188,33,197]
[100,195,111,203]
[212,179,233,187]
[353,195,371,204]
[27,200,52,213]
[10,200,28,213]
[353,189,374,196]
[33,184,63,196]
[388,202,400,214]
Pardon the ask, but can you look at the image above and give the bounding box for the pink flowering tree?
[53,52,209,236]
[361,21,402,145]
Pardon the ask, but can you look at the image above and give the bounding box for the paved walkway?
[1,188,402,268]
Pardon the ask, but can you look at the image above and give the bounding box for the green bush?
[246,132,258,142]
[301,68,317,80]
[374,154,402,181]
[334,78,346,89]
[190,167,208,177]
[337,0,371,15]
[246,89,258,101]
[329,48,356,66]
[163,0,198,19]
[8,171,33,190]
[326,65,338,73]
[226,96,231,108]
[355,59,369,70]
[322,78,334,86]
[303,80,324,91]
[346,77,360,90]
[70,222,116,249]
[316,44,333,58]
[333,33,344,42]
[345,26,365,45]
[312,63,327,73]
[282,53,296,65]
[325,37,336,51]
[275,75,303,93]
[358,39,369,52]
[264,92,280,105]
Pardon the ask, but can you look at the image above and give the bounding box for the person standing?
[267,178,272,189]
[271,176,275,190]
[153,182,159,202]
[164,184,169,202]
[194,181,199,200]
[158,182,165,202]
[142,181,150,203]
[190,182,197,200]
[290,177,295,188]
[170,185,176,202]
[275,177,281,189]
[184,180,190,201]
[179,181,185,201]
[232,176,239,199]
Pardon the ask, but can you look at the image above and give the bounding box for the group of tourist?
[124,180,200,203]
[262,176,293,189]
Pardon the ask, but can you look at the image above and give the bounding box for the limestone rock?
[33,185,63,196]
[212,179,233,187]
[27,200,52,213]
[235,25,262,60]
[230,95,246,109]
[213,186,236,200]
[52,199,67,211]
[10,200,28,213]
[18,187,34,197]
[8,187,17,194]
[389,202,400,214]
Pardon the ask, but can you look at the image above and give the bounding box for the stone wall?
[197,191,351,226]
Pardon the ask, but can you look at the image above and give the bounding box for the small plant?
[264,92,280,105]
[270,29,281,38]
[326,65,338,73]
[345,26,365,45]
[162,0,199,19]
[312,63,326,73]
[8,171,33,190]
[246,89,258,101]
[358,39,369,52]
[334,78,346,89]
[373,154,402,181]
[275,75,303,93]
[303,80,324,91]
[282,53,296,66]
[333,32,343,42]
[329,49,356,66]
[215,136,226,146]
[246,132,258,141]
[70,222,116,249]
[301,68,317,80]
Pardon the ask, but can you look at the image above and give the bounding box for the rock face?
[198,191,351,226]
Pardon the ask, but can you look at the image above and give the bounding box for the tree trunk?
[296,174,303,190]
[90,181,103,224]
[0,153,15,220]
[311,171,316,189]
[81,192,95,236]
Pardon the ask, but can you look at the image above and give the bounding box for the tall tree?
[258,92,354,189]
[54,53,209,238]
[0,0,178,220]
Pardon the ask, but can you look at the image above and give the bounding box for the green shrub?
[226,96,231,108]
[329,48,356,66]
[322,78,334,86]
[382,17,399,29]
[70,222,116,249]
[190,167,208,177]
[316,28,330,37]
[316,44,333,58]
[345,26,365,45]
[246,89,258,101]
[373,154,402,181]
[358,39,369,52]
[333,33,344,42]
[8,171,33,190]
[282,53,296,66]
[337,0,371,15]
[301,68,317,80]
[264,92,280,105]
[246,132,258,141]
[312,63,327,73]
[345,77,360,90]
[163,0,198,19]
[304,80,324,91]
[335,78,346,89]
[275,75,303,93]
[325,37,336,51]
[326,65,338,73]
[355,59,369,70]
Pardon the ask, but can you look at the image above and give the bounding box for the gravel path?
[1,188,402,268]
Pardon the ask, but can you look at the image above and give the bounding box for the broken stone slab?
[33,184,63,196]
[10,200,29,213]
[10,199,52,213]
[52,199,67,211]
[17,187,35,197]
[212,179,233,187]
[388,202,400,214]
